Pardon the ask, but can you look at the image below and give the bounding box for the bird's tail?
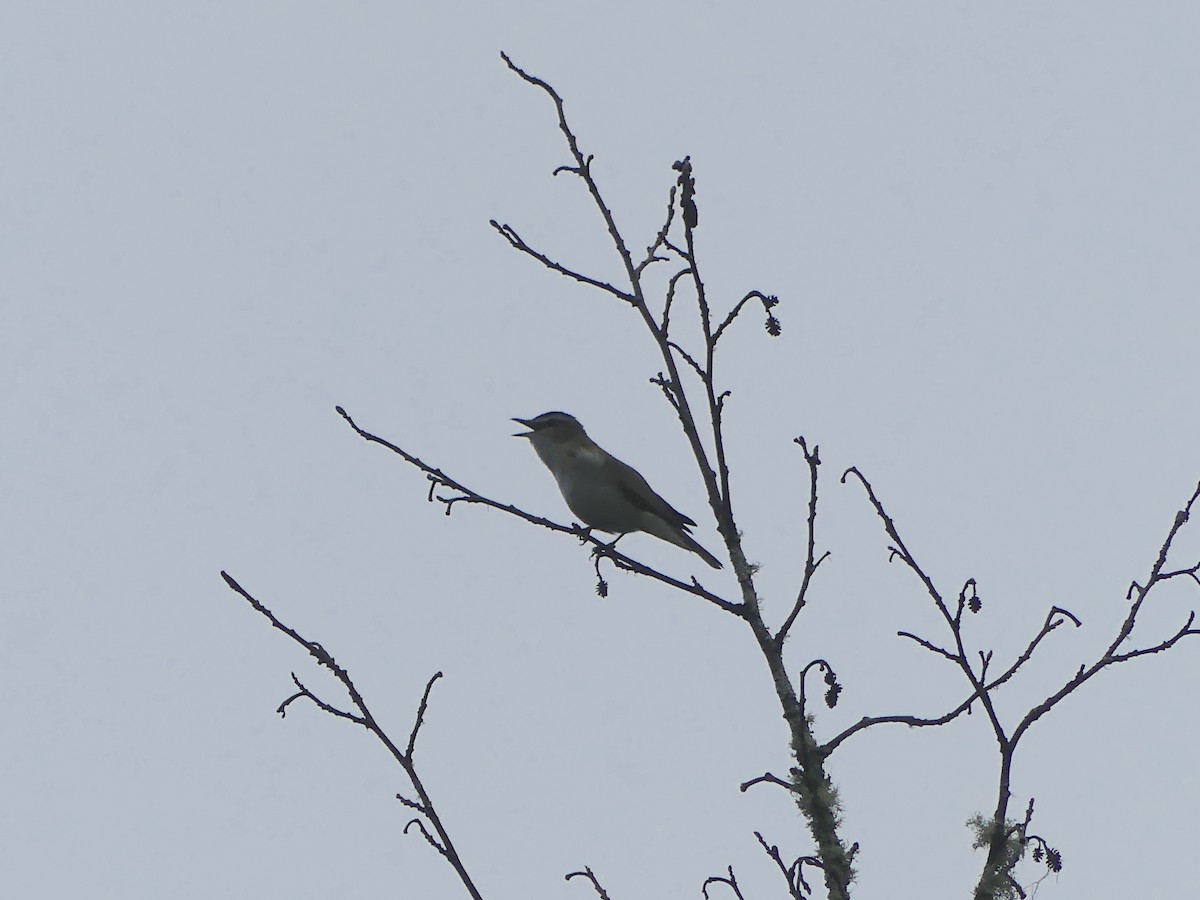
[657,524,723,569]
[682,533,724,570]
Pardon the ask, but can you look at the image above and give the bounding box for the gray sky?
[4,3,1198,898]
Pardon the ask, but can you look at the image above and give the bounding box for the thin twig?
[702,867,747,900]
[661,266,693,337]
[897,630,958,662]
[713,290,779,345]
[777,437,827,646]
[635,184,680,276]
[490,220,636,304]
[407,671,443,758]
[565,866,613,899]
[739,772,800,794]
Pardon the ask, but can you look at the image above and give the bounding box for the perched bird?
[513,411,723,570]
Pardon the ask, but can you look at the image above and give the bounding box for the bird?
[513,411,723,570]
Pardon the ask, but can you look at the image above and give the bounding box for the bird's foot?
[589,533,627,561]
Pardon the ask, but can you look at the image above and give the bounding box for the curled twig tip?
[1049,606,1082,628]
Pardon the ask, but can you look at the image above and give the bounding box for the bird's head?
[512,411,588,447]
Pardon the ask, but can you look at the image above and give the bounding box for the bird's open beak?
[512,417,535,438]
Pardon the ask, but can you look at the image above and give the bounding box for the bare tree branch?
[754,831,820,899]
[1010,481,1200,747]
[223,50,1200,900]
[841,465,1009,748]
[495,54,853,899]
[500,52,640,294]
[841,465,1200,898]
[335,405,740,615]
[220,572,484,900]
[822,605,1082,754]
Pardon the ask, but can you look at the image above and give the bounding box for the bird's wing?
[611,456,698,529]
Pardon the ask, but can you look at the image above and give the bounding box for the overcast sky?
[4,4,1199,899]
